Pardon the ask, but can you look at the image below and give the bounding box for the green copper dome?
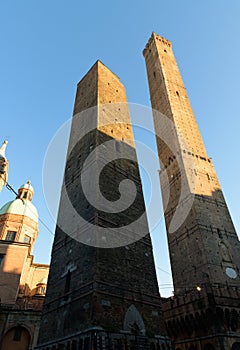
[0,198,38,222]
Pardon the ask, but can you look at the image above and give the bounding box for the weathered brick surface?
[37,61,169,349]
[143,32,240,292]
[144,32,240,350]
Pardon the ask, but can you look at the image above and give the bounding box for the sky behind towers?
[0,1,240,297]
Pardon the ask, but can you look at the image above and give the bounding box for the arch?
[232,342,240,350]
[180,316,186,333]
[206,308,215,326]
[204,343,215,350]
[184,314,193,336]
[231,309,239,331]
[123,304,145,335]
[216,307,224,321]
[1,326,31,350]
[225,308,231,327]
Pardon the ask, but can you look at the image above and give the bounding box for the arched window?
[231,309,239,331]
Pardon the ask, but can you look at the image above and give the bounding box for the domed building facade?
[0,180,49,350]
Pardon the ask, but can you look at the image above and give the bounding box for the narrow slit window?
[0,254,5,267]
[65,270,71,294]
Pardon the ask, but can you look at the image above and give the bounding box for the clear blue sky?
[1,1,240,297]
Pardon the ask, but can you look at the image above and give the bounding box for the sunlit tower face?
[143,33,240,294]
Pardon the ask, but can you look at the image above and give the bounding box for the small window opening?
[24,235,31,244]
[217,229,223,239]
[41,286,46,294]
[6,231,16,241]
[13,326,23,341]
[176,91,179,97]
[65,270,71,294]
[153,72,156,78]
[0,254,5,267]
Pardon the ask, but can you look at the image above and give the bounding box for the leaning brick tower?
[143,33,240,350]
[36,61,170,350]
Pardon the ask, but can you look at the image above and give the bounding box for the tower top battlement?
[143,32,172,56]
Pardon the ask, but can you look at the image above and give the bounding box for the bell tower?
[143,32,240,350]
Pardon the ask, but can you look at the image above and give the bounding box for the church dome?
[0,181,38,222]
[0,198,38,222]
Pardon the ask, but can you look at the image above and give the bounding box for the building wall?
[0,242,28,304]
[0,197,49,349]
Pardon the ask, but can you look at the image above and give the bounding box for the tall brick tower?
[143,33,240,350]
[36,61,169,349]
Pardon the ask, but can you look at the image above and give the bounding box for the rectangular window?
[0,254,5,267]
[23,235,31,244]
[5,231,16,241]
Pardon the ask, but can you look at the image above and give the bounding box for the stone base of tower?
[162,284,240,350]
[35,328,172,350]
